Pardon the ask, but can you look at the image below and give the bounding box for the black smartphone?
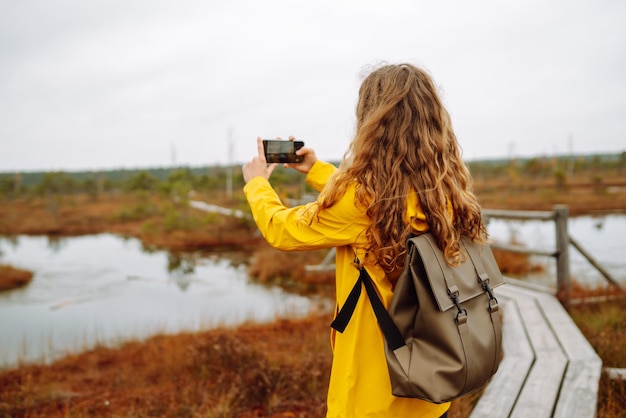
[262,139,304,163]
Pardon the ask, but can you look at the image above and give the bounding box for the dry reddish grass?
[570,290,626,417]
[492,248,545,277]
[569,285,626,368]
[0,315,333,418]
[596,375,626,418]
[0,194,263,251]
[0,195,125,236]
[247,245,335,298]
[0,311,482,418]
[0,264,33,291]
[474,175,626,216]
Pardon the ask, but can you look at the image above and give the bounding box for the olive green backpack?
[331,233,505,403]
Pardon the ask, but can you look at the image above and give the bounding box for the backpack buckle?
[448,286,466,321]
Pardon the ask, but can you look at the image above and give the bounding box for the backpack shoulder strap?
[330,269,363,333]
[330,266,405,352]
[360,268,407,351]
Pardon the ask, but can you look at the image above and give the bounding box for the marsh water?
[0,214,625,369]
[0,235,330,368]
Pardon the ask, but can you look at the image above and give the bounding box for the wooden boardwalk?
[470,279,602,418]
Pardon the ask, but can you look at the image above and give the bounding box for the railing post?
[554,205,571,310]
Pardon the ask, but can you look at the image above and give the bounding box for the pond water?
[0,234,330,369]
[486,214,626,289]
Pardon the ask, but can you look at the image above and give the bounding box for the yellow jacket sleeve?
[304,159,337,192]
[243,161,370,251]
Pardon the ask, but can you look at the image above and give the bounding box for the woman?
[242,63,486,417]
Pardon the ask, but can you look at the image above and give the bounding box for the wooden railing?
[483,204,622,309]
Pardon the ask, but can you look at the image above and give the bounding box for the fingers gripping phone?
[262,139,304,164]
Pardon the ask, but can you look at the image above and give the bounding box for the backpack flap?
[409,234,504,313]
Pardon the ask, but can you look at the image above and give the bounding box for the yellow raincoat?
[244,160,450,418]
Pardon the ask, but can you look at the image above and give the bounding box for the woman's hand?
[242,138,278,183]
[284,136,317,174]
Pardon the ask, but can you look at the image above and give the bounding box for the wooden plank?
[531,292,602,418]
[497,277,553,299]
[496,287,568,418]
[511,352,567,418]
[553,359,602,418]
[490,242,557,257]
[305,248,336,272]
[480,281,602,418]
[501,276,556,295]
[470,298,534,418]
[483,209,556,221]
[533,291,599,361]
[304,264,335,272]
[605,367,626,380]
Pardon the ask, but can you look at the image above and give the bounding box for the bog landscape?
[0,153,625,417]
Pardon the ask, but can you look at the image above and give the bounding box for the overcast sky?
[1,0,625,173]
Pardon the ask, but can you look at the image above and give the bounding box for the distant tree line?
[0,163,313,201]
[1,152,624,201]
[467,152,625,177]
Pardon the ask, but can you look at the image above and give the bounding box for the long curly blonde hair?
[318,63,486,273]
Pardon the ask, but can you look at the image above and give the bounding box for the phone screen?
[263,140,304,163]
